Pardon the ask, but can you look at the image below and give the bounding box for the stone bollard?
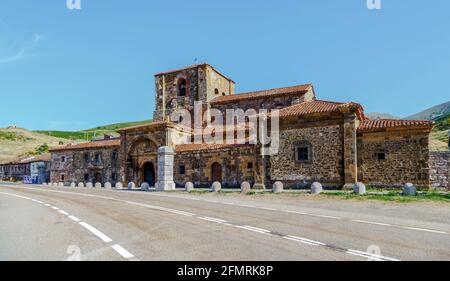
[211,182,222,192]
[70,182,76,188]
[311,182,323,194]
[185,182,194,192]
[241,181,251,193]
[273,181,284,194]
[86,182,93,188]
[128,182,135,190]
[141,182,150,191]
[403,183,417,196]
[104,182,112,189]
[78,182,85,188]
[43,182,48,186]
[95,182,102,188]
[353,182,366,195]
[58,182,64,187]
[115,182,123,190]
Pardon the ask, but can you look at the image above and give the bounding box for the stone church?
[50,64,434,189]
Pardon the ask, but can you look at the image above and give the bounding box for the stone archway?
[141,162,156,187]
[211,162,222,183]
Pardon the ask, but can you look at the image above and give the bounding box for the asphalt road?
[1,183,450,261]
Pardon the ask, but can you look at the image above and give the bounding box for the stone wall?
[430,151,450,190]
[50,146,121,185]
[271,123,344,188]
[357,131,430,188]
[174,146,257,188]
[153,65,235,122]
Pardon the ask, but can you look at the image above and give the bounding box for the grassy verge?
[180,188,450,203]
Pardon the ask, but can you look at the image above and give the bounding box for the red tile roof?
[210,84,313,104]
[49,139,120,152]
[358,119,434,133]
[175,143,254,153]
[277,100,364,119]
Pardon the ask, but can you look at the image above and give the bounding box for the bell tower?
[153,64,235,122]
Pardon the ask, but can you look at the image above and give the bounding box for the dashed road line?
[111,244,135,259]
[352,220,392,227]
[346,249,400,262]
[79,222,113,243]
[0,191,136,261]
[401,226,447,234]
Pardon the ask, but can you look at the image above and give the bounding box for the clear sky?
[0,0,449,131]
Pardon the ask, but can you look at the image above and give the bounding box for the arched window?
[214,88,219,95]
[222,92,226,96]
[178,78,187,97]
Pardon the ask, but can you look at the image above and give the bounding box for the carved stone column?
[343,113,358,189]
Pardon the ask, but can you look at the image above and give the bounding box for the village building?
[49,64,436,189]
[0,153,51,184]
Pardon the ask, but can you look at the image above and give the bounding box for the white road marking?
[111,244,135,259]
[235,225,270,234]
[347,249,400,262]
[310,214,341,220]
[402,227,447,234]
[285,210,308,215]
[198,217,228,224]
[79,222,113,243]
[352,220,392,227]
[68,215,81,222]
[284,235,327,247]
[0,190,136,260]
[260,207,277,211]
[240,204,255,208]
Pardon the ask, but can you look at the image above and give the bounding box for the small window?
[112,150,117,161]
[112,172,117,181]
[61,174,65,181]
[61,156,66,163]
[377,152,386,161]
[84,174,89,181]
[179,165,186,175]
[95,153,101,163]
[214,88,219,95]
[294,141,312,162]
[222,92,226,96]
[247,162,253,169]
[84,153,89,163]
[178,78,187,97]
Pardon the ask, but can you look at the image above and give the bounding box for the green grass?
[35,119,152,141]
[0,131,34,142]
[322,190,450,203]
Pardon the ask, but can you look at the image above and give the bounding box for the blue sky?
[0,0,449,131]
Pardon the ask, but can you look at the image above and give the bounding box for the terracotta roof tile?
[49,139,120,152]
[277,100,364,119]
[210,84,312,104]
[358,119,434,133]
[175,143,254,153]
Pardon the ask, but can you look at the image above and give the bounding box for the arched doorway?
[142,162,156,187]
[211,162,222,183]
[94,172,102,184]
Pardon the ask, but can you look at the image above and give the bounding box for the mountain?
[35,119,152,141]
[405,101,450,120]
[366,112,401,120]
[0,127,68,163]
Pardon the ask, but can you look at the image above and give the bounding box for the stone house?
[50,63,437,189]
[0,154,51,183]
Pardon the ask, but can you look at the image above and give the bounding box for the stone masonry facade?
[430,151,450,189]
[49,63,442,189]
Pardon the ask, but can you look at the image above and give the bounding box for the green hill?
[0,128,68,163]
[35,119,152,141]
[406,101,450,120]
